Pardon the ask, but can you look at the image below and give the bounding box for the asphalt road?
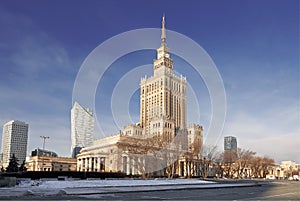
[75,180,300,200]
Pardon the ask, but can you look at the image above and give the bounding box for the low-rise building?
[26,150,77,171]
[265,160,299,180]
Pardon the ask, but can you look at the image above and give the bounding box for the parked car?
[266,174,275,180]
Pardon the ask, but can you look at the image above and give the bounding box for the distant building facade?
[76,17,203,177]
[0,120,28,168]
[26,148,76,171]
[31,148,58,157]
[224,136,237,151]
[187,124,203,154]
[71,101,94,158]
[279,160,299,179]
[265,160,299,180]
[26,156,77,171]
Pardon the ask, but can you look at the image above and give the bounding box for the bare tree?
[249,156,275,178]
[117,136,156,177]
[185,131,203,178]
[162,129,188,178]
[201,145,222,178]
[222,150,237,178]
[118,131,188,178]
[259,156,275,178]
[235,148,256,179]
[249,156,262,178]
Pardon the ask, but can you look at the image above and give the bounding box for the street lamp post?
[40,136,50,171]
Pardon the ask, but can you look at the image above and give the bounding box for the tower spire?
[161,15,166,45]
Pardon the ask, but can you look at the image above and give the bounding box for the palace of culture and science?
[76,17,203,177]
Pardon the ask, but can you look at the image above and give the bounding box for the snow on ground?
[0,178,215,198]
[17,178,214,189]
[0,179,260,198]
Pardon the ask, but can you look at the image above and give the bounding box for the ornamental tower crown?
[140,16,187,131]
[154,16,174,73]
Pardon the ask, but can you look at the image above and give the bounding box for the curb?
[60,182,261,195]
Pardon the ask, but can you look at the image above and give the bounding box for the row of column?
[77,156,200,176]
[123,156,144,175]
[179,160,200,177]
[77,157,105,172]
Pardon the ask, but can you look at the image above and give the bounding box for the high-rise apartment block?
[224,136,237,151]
[1,120,28,168]
[71,102,94,158]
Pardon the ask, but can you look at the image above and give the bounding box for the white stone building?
[140,16,186,133]
[76,17,203,177]
[0,120,29,168]
[26,156,77,172]
[187,124,203,154]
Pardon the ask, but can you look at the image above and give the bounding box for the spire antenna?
[161,15,166,45]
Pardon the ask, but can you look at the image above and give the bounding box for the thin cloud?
[0,6,75,157]
[223,103,300,163]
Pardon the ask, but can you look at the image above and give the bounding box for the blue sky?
[0,0,299,163]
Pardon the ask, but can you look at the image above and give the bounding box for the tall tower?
[1,120,28,168]
[71,102,94,157]
[140,16,187,137]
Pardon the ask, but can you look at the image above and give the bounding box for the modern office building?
[0,120,29,168]
[224,136,237,151]
[71,101,94,158]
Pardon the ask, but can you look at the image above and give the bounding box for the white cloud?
[0,7,75,157]
[222,103,300,163]
[26,116,71,157]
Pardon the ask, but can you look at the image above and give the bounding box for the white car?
[266,174,275,180]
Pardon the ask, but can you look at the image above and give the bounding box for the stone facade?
[77,132,202,177]
[140,17,186,133]
[26,156,77,171]
[76,17,203,177]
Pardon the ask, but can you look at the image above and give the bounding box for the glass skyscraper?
[71,102,94,158]
[224,136,237,151]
